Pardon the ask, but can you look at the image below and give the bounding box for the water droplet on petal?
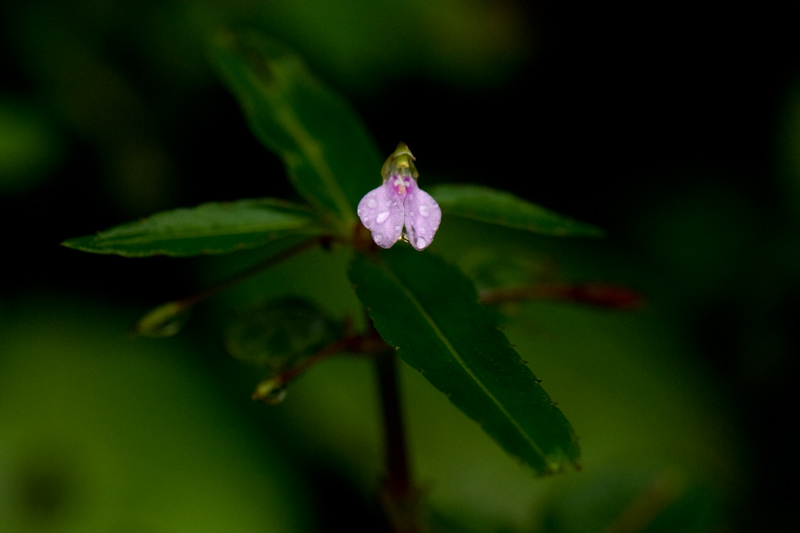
[376,211,390,224]
[367,198,377,208]
[394,225,402,232]
[416,237,426,249]
[418,205,430,217]
[374,233,383,243]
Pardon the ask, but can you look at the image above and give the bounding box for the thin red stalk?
[180,237,322,308]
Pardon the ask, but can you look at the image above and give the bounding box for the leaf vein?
[274,105,354,223]
[383,260,550,464]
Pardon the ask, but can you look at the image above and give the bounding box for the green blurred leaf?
[348,248,579,475]
[225,297,341,405]
[224,297,339,369]
[211,30,383,227]
[429,184,604,237]
[0,98,64,192]
[62,198,322,257]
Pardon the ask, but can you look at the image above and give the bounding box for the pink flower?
[357,143,441,250]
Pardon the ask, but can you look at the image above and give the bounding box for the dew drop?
[418,205,430,217]
[376,211,390,224]
[367,198,377,208]
[416,237,426,249]
[374,233,383,243]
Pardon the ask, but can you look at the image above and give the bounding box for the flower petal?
[357,182,405,248]
[404,182,441,251]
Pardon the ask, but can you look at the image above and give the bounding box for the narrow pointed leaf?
[349,248,580,474]
[62,198,322,257]
[428,184,604,237]
[211,30,382,226]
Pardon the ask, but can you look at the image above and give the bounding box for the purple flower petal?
[357,181,404,248]
[404,180,441,251]
[358,142,441,251]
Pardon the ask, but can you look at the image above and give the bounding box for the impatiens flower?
[357,142,441,251]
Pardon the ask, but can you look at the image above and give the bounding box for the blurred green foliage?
[0,98,64,193]
[0,298,312,532]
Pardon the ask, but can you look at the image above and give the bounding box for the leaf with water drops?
[349,248,580,475]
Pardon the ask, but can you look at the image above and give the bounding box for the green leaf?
[429,184,604,237]
[211,30,383,227]
[224,297,339,369]
[225,297,341,405]
[62,198,323,257]
[348,248,580,475]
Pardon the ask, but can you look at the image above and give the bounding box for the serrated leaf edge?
[374,255,552,466]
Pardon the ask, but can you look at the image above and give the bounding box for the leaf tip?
[60,236,90,251]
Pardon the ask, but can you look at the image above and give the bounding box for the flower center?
[392,176,408,196]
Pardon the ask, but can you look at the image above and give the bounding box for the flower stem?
[374,348,419,533]
[479,281,644,309]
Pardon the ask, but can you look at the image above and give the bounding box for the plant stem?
[180,237,322,307]
[375,348,419,533]
[479,281,644,309]
[130,237,324,336]
[376,350,411,495]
